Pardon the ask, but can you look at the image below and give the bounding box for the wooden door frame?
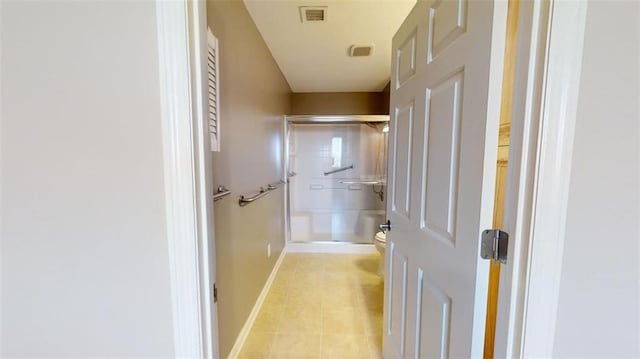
[156,0,219,357]
[494,0,589,357]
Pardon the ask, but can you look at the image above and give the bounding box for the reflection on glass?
[331,136,343,168]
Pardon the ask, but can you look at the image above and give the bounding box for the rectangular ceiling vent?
[349,44,374,57]
[300,6,327,23]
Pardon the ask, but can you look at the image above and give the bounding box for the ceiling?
[243,0,415,93]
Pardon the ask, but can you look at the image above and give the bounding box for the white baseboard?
[287,242,377,254]
[226,248,287,359]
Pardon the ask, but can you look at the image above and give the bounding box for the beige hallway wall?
[1,1,174,356]
[206,1,292,356]
[290,92,387,115]
[553,1,639,356]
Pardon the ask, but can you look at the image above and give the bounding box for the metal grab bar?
[267,180,286,190]
[239,180,285,207]
[323,164,354,176]
[213,185,231,202]
[239,187,269,206]
[285,172,297,184]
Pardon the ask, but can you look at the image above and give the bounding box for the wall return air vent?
[299,6,327,23]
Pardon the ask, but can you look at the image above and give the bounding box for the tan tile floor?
[238,252,384,359]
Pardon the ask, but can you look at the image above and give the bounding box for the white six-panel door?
[384,0,506,357]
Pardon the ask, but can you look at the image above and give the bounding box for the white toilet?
[374,230,387,277]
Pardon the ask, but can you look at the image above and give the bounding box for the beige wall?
[553,1,639,356]
[207,1,291,356]
[381,82,391,115]
[290,92,387,115]
[1,1,175,356]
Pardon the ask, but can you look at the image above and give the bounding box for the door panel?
[416,270,452,359]
[392,101,415,219]
[384,0,506,357]
[423,71,463,244]
[397,30,418,87]
[429,0,467,60]
[387,242,408,358]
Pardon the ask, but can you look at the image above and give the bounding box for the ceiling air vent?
[349,44,374,57]
[300,6,327,23]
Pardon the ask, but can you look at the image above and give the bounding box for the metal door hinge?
[481,229,509,264]
[213,283,218,303]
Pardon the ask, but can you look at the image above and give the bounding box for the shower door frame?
[283,115,390,248]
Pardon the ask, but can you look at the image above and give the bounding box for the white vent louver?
[207,28,221,152]
[349,44,374,57]
[300,6,327,23]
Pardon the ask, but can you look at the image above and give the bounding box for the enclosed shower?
[285,115,389,244]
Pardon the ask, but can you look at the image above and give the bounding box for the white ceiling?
[243,0,415,93]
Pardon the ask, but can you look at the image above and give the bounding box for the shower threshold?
[291,233,374,244]
[287,240,378,254]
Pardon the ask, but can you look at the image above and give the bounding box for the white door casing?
[156,0,219,357]
[494,1,589,357]
[491,1,551,356]
[187,0,220,357]
[384,0,507,357]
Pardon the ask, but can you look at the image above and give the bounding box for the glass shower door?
[287,122,387,243]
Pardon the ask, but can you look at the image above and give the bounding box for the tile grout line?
[243,253,382,359]
[273,253,295,358]
[269,252,294,359]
